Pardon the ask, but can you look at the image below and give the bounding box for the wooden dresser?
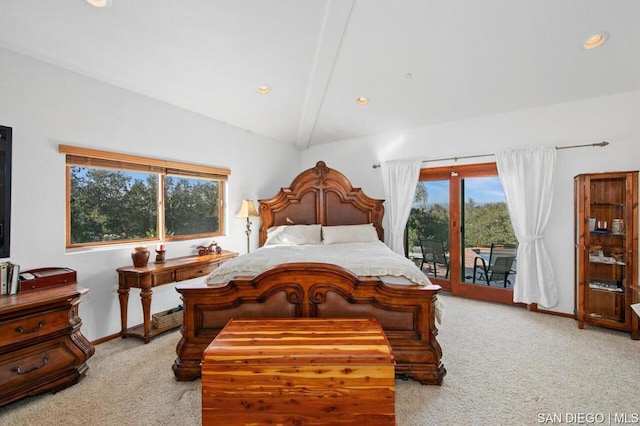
[117,251,237,343]
[0,284,95,407]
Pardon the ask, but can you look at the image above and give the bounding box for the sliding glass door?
[407,163,518,304]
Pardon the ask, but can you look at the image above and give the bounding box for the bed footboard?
[172,263,445,385]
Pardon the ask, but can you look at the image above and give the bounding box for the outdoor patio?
[410,246,517,289]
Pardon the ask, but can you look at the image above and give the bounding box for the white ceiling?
[1,1,639,150]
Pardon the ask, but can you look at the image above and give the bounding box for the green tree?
[406,182,449,251]
[414,182,428,210]
[70,168,157,243]
[407,204,450,249]
[406,196,515,253]
[463,199,515,247]
[70,167,103,243]
[165,176,219,235]
[121,176,158,239]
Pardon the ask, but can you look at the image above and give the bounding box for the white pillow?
[322,224,379,244]
[264,224,322,246]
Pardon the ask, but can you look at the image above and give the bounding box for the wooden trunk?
[201,318,395,425]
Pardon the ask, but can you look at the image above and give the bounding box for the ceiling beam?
[295,0,354,150]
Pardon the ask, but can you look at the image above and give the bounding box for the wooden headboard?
[258,161,385,247]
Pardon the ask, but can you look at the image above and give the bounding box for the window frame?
[60,144,230,249]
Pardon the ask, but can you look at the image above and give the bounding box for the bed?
[172,161,445,385]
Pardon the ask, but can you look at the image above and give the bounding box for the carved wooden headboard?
[258,161,385,247]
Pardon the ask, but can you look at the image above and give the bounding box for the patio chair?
[419,238,450,278]
[472,243,517,287]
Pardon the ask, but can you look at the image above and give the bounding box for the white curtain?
[495,146,558,308]
[380,159,421,255]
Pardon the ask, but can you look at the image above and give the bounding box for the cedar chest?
[201,317,396,425]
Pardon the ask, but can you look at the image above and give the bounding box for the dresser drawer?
[0,309,70,348]
[0,338,78,394]
[175,263,219,282]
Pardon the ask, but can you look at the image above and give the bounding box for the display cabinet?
[574,171,638,339]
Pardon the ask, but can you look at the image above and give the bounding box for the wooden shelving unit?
[574,171,639,339]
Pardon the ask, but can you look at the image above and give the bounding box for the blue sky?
[417,177,506,206]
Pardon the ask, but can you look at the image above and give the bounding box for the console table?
[117,251,237,343]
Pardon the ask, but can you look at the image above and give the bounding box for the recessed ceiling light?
[356,97,369,106]
[584,33,608,49]
[257,85,271,95]
[86,0,112,7]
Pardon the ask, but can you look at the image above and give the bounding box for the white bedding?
[205,241,431,286]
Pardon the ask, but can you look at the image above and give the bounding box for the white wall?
[0,47,301,341]
[301,90,640,315]
[3,43,639,339]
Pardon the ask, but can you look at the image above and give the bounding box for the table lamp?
[236,199,259,253]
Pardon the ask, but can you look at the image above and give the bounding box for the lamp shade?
[86,0,112,7]
[235,199,259,218]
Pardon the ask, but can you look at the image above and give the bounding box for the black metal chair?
[419,238,450,278]
[472,243,517,287]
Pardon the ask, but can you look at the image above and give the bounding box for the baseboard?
[92,332,121,346]
[528,303,574,318]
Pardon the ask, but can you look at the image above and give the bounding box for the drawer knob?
[15,320,46,334]
[11,355,51,375]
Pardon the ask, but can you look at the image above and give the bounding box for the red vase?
[132,247,150,267]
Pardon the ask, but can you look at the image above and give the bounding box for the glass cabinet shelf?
[574,171,638,339]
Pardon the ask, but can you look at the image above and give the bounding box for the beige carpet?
[1,294,639,425]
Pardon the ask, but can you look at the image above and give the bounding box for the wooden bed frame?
[172,161,445,385]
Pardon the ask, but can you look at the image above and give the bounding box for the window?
[60,145,229,248]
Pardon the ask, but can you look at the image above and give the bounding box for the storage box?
[18,268,77,293]
[151,307,183,329]
[201,318,396,425]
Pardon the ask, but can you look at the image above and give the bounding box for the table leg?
[117,279,130,339]
[140,279,153,343]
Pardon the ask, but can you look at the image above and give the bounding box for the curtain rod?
[371,141,609,168]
